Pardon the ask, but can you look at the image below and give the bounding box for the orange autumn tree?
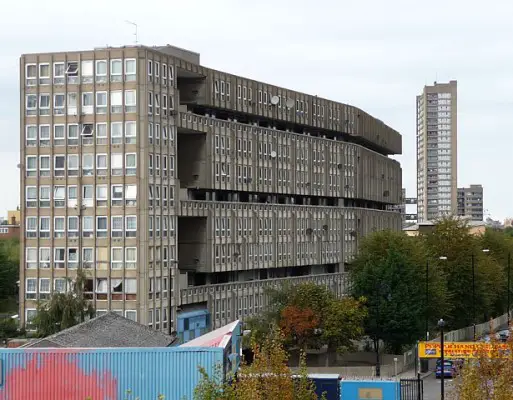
[280,305,320,351]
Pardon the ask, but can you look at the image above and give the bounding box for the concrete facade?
[457,184,484,221]
[19,44,402,333]
[416,81,457,222]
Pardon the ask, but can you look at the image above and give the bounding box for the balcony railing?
[180,272,352,328]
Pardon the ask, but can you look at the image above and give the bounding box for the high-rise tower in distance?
[416,81,457,222]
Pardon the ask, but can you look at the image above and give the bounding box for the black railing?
[400,378,423,400]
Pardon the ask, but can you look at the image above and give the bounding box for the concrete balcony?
[179,272,352,328]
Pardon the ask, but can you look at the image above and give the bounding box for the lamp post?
[425,256,447,341]
[473,249,490,340]
[375,282,391,378]
[438,318,446,400]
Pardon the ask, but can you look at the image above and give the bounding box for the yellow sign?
[358,388,383,399]
[418,341,512,359]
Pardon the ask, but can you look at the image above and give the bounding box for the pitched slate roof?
[23,312,177,348]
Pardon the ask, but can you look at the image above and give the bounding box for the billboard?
[418,341,512,359]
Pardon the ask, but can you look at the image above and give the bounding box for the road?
[423,374,455,400]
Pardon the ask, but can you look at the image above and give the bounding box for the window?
[54,216,65,238]
[96,123,107,145]
[39,63,50,85]
[125,184,137,206]
[81,60,93,83]
[147,60,153,78]
[67,248,78,269]
[54,93,65,115]
[53,62,65,85]
[26,125,37,147]
[67,185,77,208]
[125,153,136,175]
[39,125,50,146]
[39,155,50,177]
[26,156,37,177]
[26,186,37,207]
[125,90,136,113]
[155,93,160,115]
[111,216,123,238]
[96,185,107,207]
[95,60,107,82]
[67,154,79,176]
[67,124,79,145]
[148,91,153,114]
[26,63,37,86]
[67,216,78,238]
[54,248,65,269]
[39,185,50,207]
[111,247,123,269]
[125,279,137,295]
[39,248,51,269]
[26,248,37,269]
[81,153,93,176]
[110,90,123,113]
[81,92,94,114]
[26,278,37,300]
[148,122,154,144]
[26,94,37,116]
[82,185,93,207]
[125,58,136,81]
[111,122,123,145]
[83,247,94,268]
[237,85,242,100]
[125,247,137,269]
[54,155,65,177]
[82,216,94,238]
[126,216,137,237]
[125,121,136,144]
[111,153,123,176]
[149,154,153,175]
[96,91,107,114]
[54,278,67,293]
[169,64,174,81]
[67,92,78,115]
[155,62,160,78]
[53,186,65,207]
[162,94,168,116]
[96,216,108,238]
[54,124,65,146]
[110,59,122,82]
[111,185,123,206]
[125,310,137,321]
[38,94,50,116]
[39,216,50,238]
[96,154,107,176]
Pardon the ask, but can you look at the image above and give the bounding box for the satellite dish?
[270,96,279,105]
[270,151,277,158]
[285,98,294,108]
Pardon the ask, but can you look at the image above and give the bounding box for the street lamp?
[472,249,490,340]
[375,282,391,377]
[438,318,446,400]
[426,256,447,341]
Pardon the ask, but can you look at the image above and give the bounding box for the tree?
[194,329,321,400]
[452,330,513,399]
[425,218,505,328]
[280,305,319,351]
[0,238,19,302]
[32,268,95,337]
[245,283,367,363]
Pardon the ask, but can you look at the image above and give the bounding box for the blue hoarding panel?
[341,380,400,400]
[0,347,224,399]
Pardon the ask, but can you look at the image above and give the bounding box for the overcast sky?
[1,0,512,220]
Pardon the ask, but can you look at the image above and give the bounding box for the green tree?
[425,218,505,328]
[32,268,95,337]
[351,230,447,353]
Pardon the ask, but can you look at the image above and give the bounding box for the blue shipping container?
[309,374,340,400]
[340,380,400,400]
[0,347,225,400]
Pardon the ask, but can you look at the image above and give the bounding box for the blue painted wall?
[177,309,210,343]
[340,380,400,400]
[0,347,224,399]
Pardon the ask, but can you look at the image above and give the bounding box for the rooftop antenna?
[125,20,138,44]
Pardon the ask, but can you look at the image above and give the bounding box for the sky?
[1,0,512,220]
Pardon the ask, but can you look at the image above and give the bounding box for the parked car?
[436,359,458,379]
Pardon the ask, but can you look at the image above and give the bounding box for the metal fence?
[400,378,423,400]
